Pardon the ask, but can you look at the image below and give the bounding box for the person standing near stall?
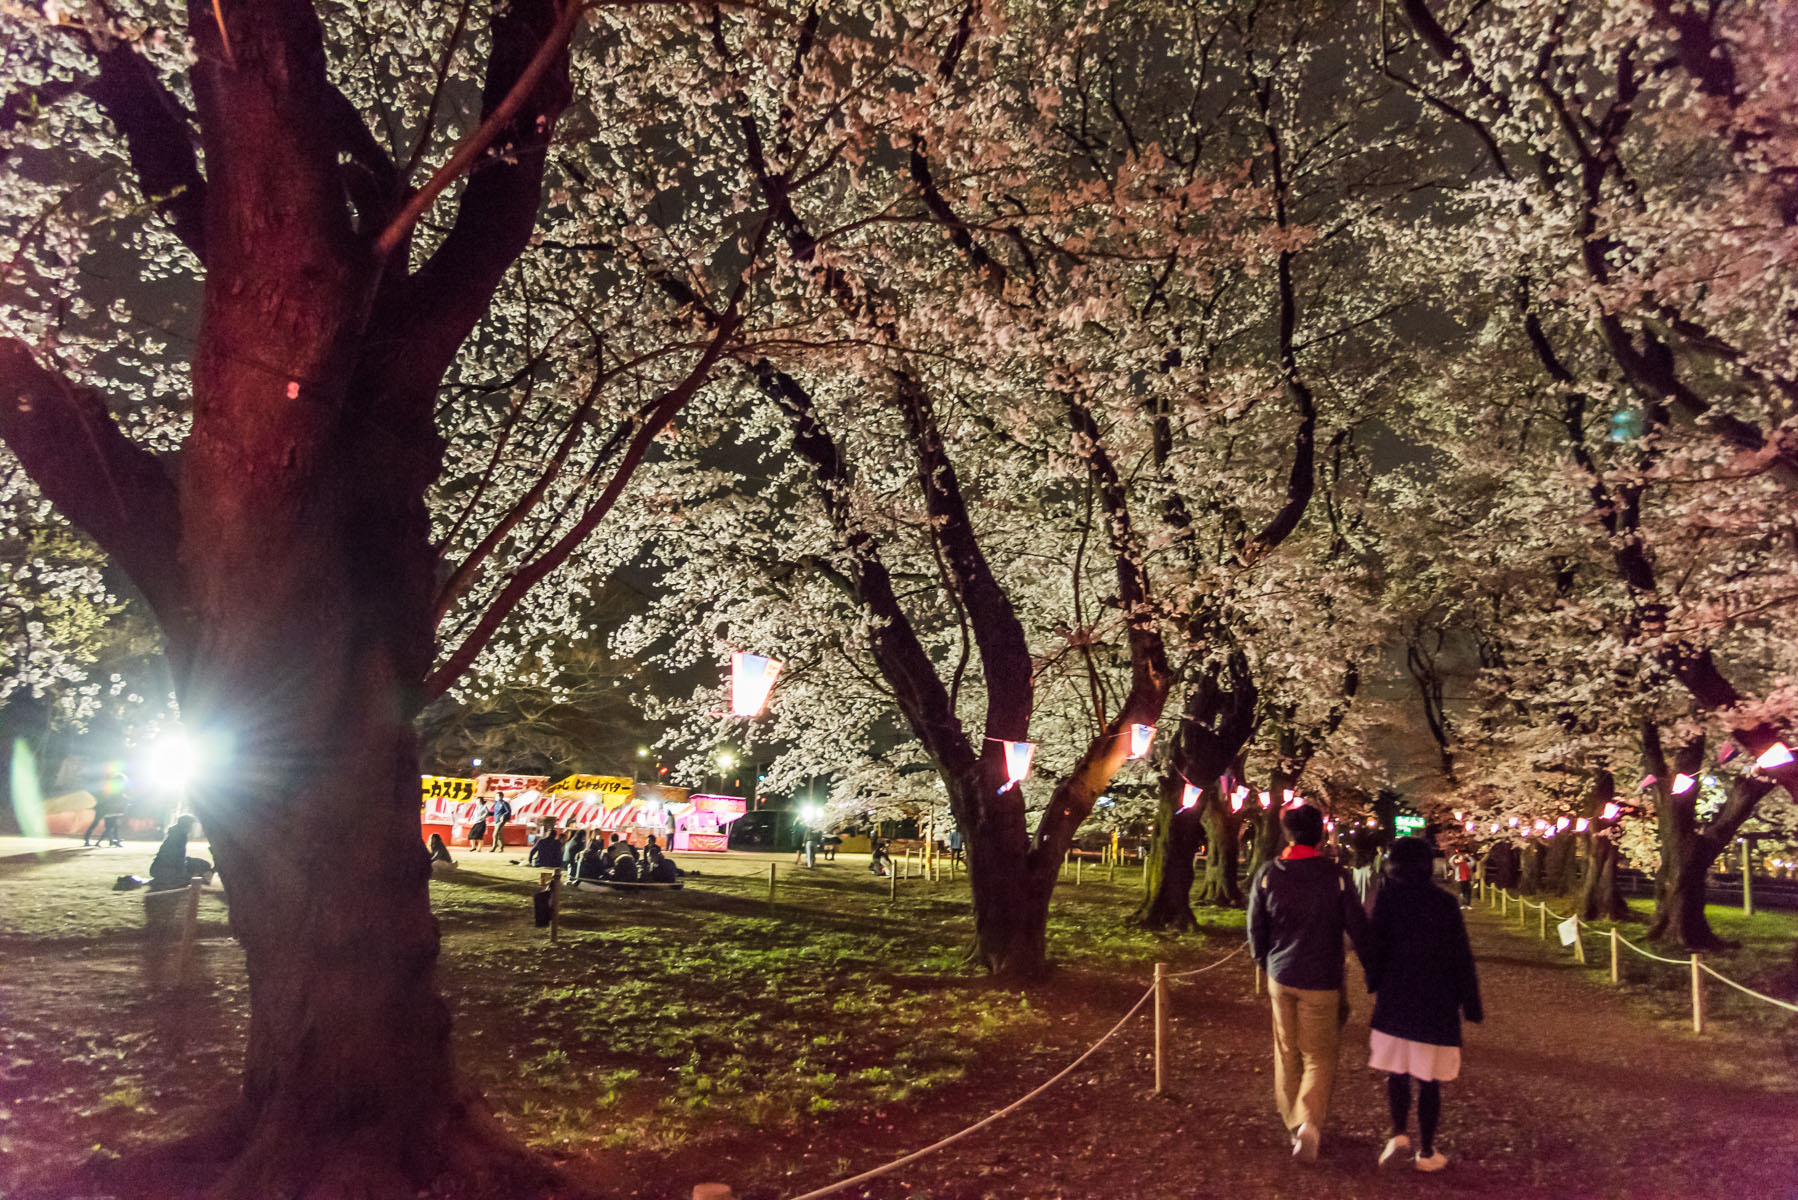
[487,794,512,852]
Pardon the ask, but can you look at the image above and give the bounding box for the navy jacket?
[1247,853,1369,991]
[1364,877,1483,1046]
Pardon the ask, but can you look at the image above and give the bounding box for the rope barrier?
[1491,893,1796,1021]
[785,983,1155,1200]
[1698,961,1798,1014]
[1167,943,1248,978]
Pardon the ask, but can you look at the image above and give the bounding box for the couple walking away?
[1247,805,1482,1173]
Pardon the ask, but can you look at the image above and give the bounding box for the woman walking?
[1365,836,1482,1173]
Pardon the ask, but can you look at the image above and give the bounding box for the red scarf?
[1280,844,1322,860]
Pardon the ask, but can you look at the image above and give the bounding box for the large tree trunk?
[960,778,1056,977]
[1193,801,1244,908]
[1648,826,1727,951]
[1134,783,1202,929]
[1576,832,1629,921]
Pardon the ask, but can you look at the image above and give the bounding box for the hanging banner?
[548,774,633,798]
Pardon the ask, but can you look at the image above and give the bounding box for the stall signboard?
[1395,814,1424,837]
[475,773,549,798]
[548,774,633,799]
[421,776,475,804]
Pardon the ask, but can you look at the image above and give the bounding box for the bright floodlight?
[800,805,823,823]
[716,750,737,770]
[146,734,197,792]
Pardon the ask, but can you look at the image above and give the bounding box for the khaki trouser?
[1268,979,1344,1132]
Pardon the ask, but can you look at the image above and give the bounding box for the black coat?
[1364,876,1483,1047]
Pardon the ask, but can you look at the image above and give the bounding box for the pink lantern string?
[997,740,1036,794]
[729,652,782,717]
[1756,741,1794,770]
[1671,772,1697,795]
[1230,785,1249,812]
[1258,790,1271,808]
[1508,817,1520,826]
[1181,782,1200,810]
[1638,774,1657,790]
[1127,724,1155,759]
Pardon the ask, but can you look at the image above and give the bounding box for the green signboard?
[1394,814,1424,836]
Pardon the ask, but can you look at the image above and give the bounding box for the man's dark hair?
[1280,803,1325,847]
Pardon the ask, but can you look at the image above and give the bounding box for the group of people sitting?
[428,824,683,887]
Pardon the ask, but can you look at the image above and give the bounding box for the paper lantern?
[1233,784,1250,805]
[1282,788,1295,805]
[1464,820,1476,832]
[1671,772,1697,795]
[1534,818,1547,830]
[1489,823,1500,833]
[1181,782,1200,810]
[1259,791,1271,807]
[1756,741,1793,770]
[1555,816,1571,830]
[1508,817,1520,826]
[1639,774,1657,790]
[1717,741,1740,764]
[1453,810,1464,820]
[1229,790,1244,812]
[729,652,783,717]
[997,740,1036,793]
[1128,724,1155,759]
[1602,802,1620,821]
[1574,817,1590,833]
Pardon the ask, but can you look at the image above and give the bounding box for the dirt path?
[738,905,1798,1200]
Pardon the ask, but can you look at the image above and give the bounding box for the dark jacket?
[1247,853,1369,991]
[527,835,565,869]
[1364,877,1483,1046]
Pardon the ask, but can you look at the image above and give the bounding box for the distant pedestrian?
[1366,837,1483,1174]
[487,796,512,852]
[468,805,489,850]
[1451,852,1474,908]
[83,792,126,847]
[1247,804,1370,1164]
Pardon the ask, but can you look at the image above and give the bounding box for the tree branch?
[84,35,208,262]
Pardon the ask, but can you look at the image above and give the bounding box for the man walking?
[1247,804,1370,1164]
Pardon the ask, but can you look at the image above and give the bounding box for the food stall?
[675,794,748,852]
[419,775,477,846]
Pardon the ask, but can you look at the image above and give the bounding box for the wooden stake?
[1742,841,1754,917]
[1076,855,1082,886]
[175,880,201,981]
[888,866,896,903]
[1691,953,1705,1034]
[549,873,561,944]
[1539,901,1547,940]
[1571,916,1585,964]
[767,862,777,906]
[1153,962,1167,1095]
[1610,927,1620,984]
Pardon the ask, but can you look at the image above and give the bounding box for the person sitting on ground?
[1366,836,1483,1174]
[427,833,456,871]
[603,832,639,861]
[868,835,891,876]
[565,827,589,883]
[527,827,565,871]
[643,843,681,884]
[147,815,213,891]
[573,844,609,888]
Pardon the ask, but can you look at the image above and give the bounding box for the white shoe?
[1378,1135,1411,1169]
[1415,1150,1448,1172]
[1291,1122,1320,1163]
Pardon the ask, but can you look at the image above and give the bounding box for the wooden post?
[1610,927,1620,985]
[1571,916,1585,964]
[1690,953,1705,1034]
[888,867,896,904]
[1742,841,1754,917]
[1076,855,1082,886]
[1109,855,1116,884]
[1500,891,1507,917]
[549,873,561,944]
[767,862,777,906]
[1539,901,1547,940]
[175,879,202,981]
[1153,962,1167,1095]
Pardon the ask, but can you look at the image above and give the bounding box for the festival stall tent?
[676,794,748,852]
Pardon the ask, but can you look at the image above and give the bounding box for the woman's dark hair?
[1388,836,1435,881]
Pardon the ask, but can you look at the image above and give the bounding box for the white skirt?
[1369,1030,1461,1082]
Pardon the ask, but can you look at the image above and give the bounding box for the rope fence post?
[888,866,897,904]
[175,879,202,981]
[1519,895,1528,928]
[768,862,777,906]
[1610,927,1620,984]
[1742,841,1754,917]
[1153,962,1167,1095]
[549,873,561,944]
[1571,915,1586,964]
[1539,901,1547,940]
[1076,855,1083,886]
[1691,953,1705,1035]
[1500,891,1507,917]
